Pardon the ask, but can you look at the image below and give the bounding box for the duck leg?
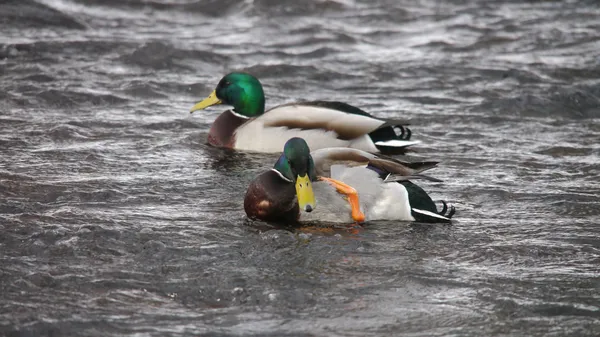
[318,177,366,223]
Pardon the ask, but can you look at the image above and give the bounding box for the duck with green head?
[244,137,319,222]
[191,72,419,153]
[244,137,456,225]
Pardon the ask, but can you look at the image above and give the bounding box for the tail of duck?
[400,181,456,223]
[369,122,421,154]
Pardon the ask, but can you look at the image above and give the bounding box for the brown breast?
[207,110,249,148]
[244,170,300,223]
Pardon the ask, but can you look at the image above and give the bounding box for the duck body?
[208,104,418,153]
[300,166,415,223]
[191,72,418,154]
[244,138,455,225]
[310,148,455,223]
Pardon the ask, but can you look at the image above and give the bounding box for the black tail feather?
[437,200,456,219]
[401,181,456,223]
[369,123,415,155]
[439,200,448,216]
[447,205,456,218]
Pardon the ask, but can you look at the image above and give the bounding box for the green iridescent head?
[274,138,317,212]
[189,72,265,117]
[274,138,316,181]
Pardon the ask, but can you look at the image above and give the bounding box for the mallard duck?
[190,72,419,153]
[244,137,455,224]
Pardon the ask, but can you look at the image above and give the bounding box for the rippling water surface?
[1,0,600,336]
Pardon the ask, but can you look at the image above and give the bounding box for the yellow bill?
[295,174,315,213]
[190,90,222,113]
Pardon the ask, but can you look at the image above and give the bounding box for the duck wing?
[257,101,418,152]
[310,147,440,181]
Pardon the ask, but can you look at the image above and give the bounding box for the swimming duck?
[190,72,419,154]
[244,137,455,225]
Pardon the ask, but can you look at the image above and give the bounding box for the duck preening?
[243,137,456,225]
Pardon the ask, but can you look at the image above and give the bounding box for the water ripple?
[1,0,600,336]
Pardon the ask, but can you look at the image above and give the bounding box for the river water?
[1,0,599,336]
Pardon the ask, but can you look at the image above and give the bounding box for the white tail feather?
[412,208,450,221]
[374,139,421,148]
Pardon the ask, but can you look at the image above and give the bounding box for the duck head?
[190,72,265,118]
[274,137,317,213]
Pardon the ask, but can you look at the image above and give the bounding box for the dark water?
[1,0,600,336]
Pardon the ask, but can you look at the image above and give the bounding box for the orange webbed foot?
[318,176,365,223]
